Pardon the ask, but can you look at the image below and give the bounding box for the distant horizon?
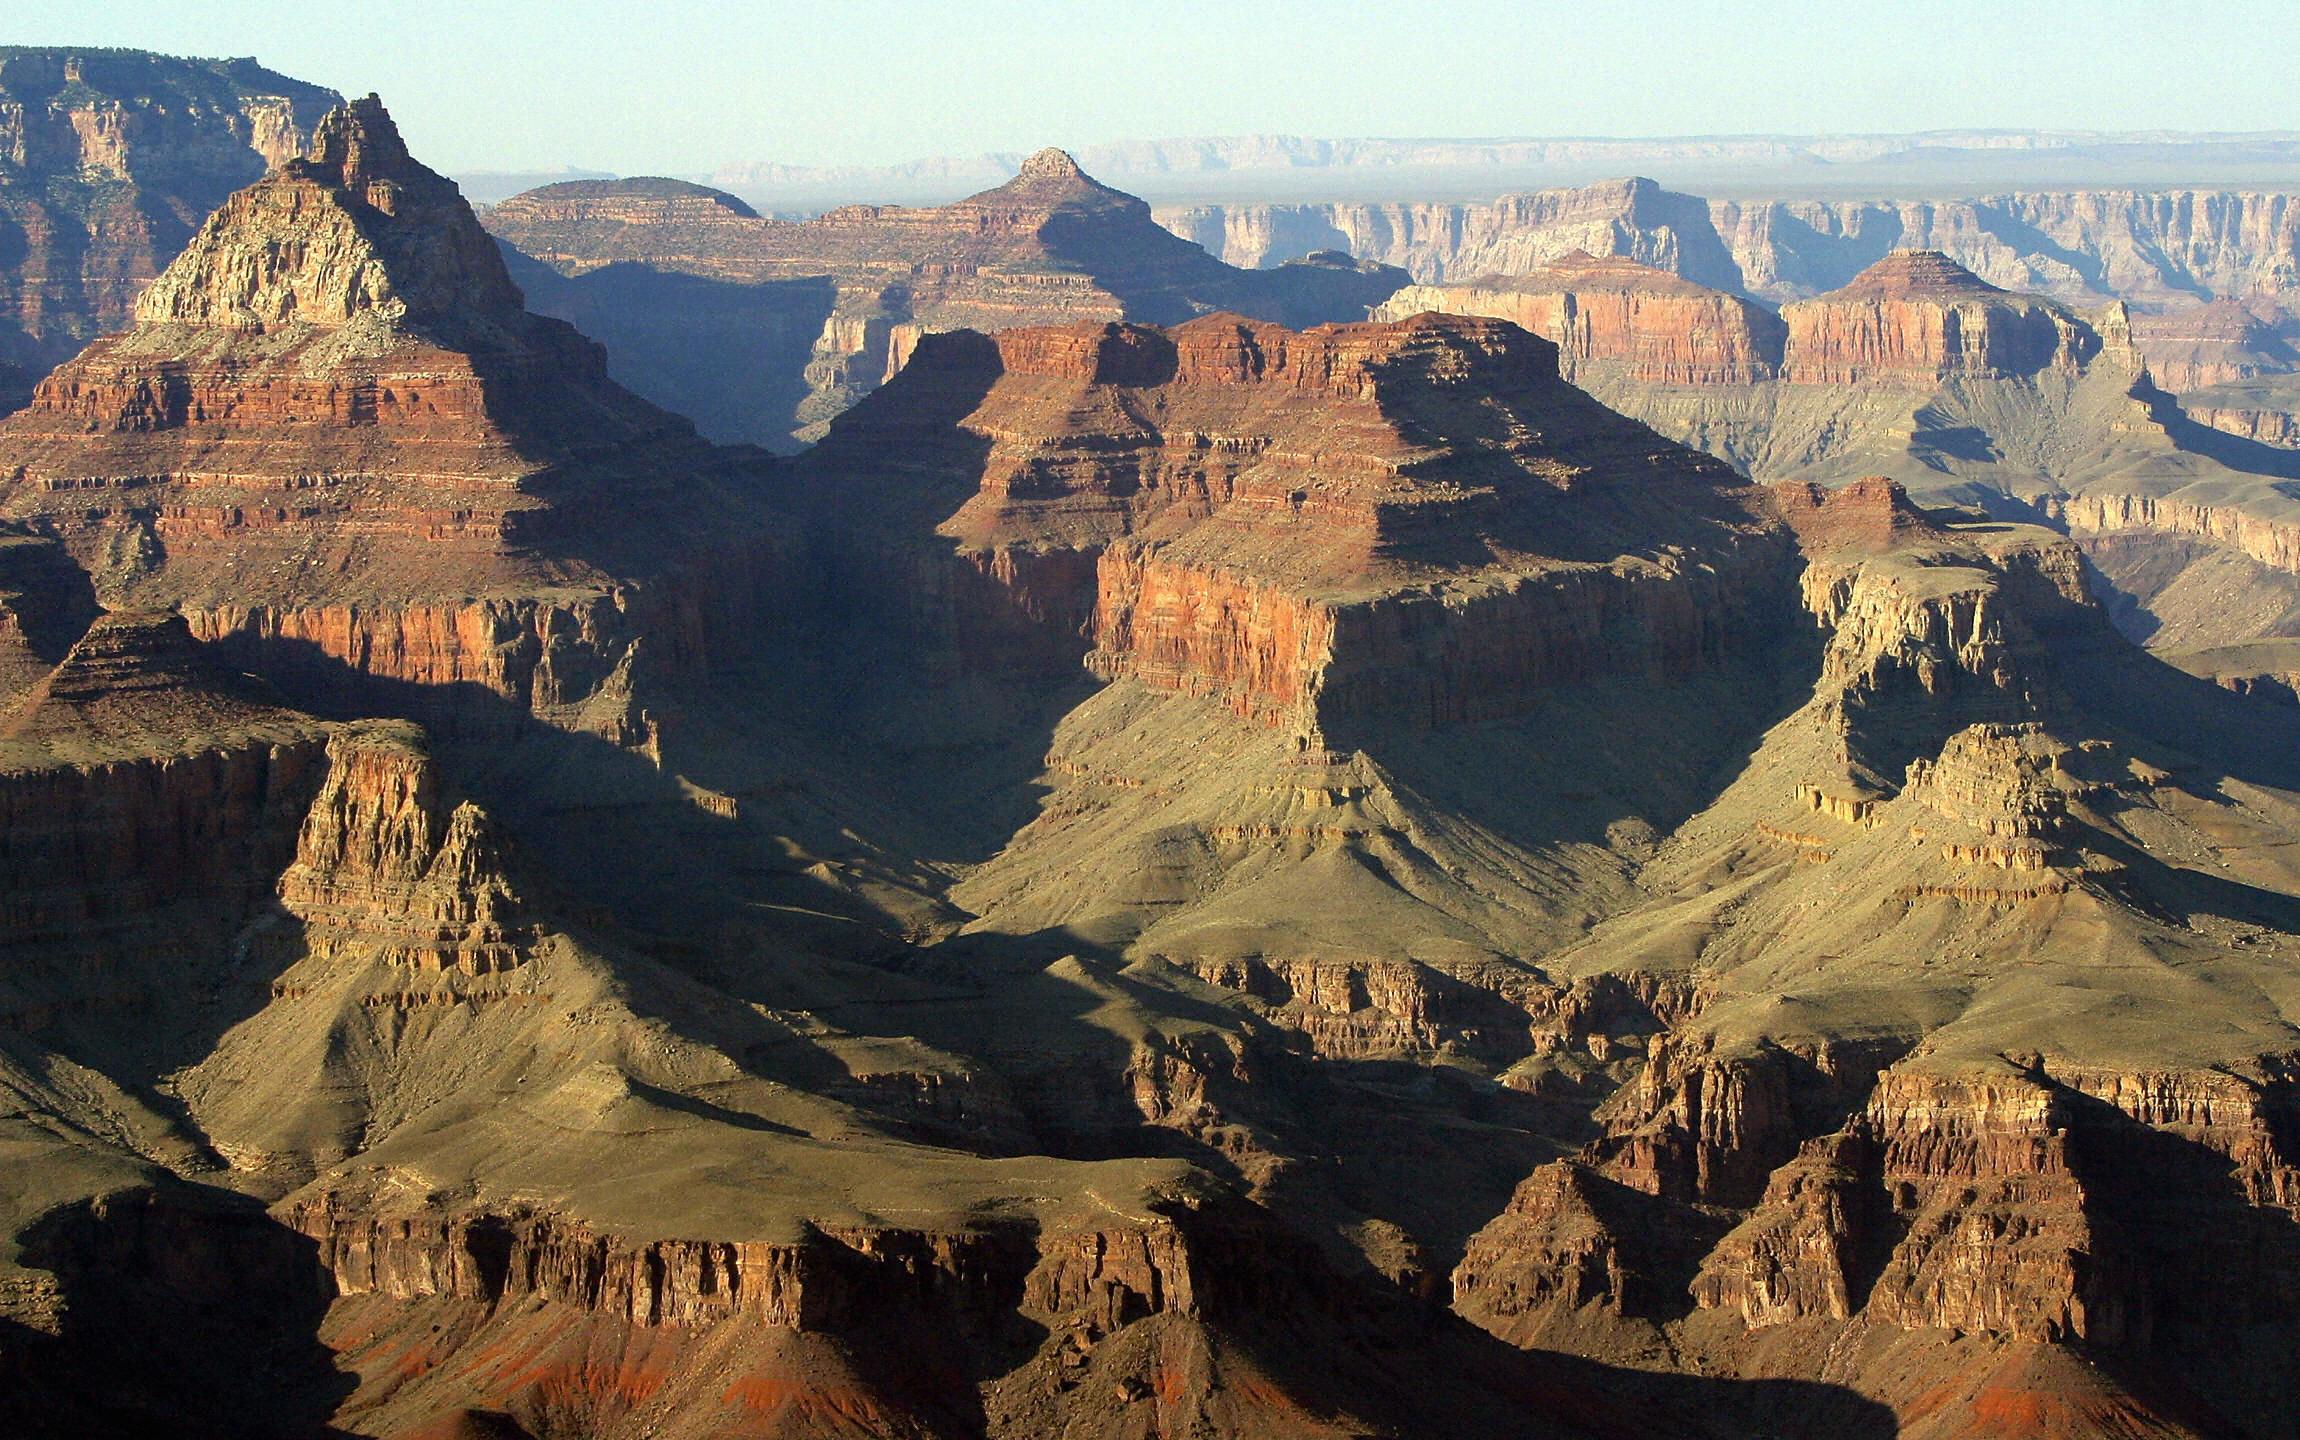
[442,123,2300,175]
[438,125,2300,212]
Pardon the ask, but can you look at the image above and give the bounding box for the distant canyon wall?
[1160,181,2300,309]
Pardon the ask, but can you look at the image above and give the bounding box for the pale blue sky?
[15,0,2293,174]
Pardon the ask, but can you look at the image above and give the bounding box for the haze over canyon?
[4,36,2300,1440]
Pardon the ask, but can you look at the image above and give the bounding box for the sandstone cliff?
[1777,251,2103,386]
[1375,251,1785,384]
[792,309,1785,740]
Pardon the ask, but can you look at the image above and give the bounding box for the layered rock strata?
[1777,250,2104,386]
[1165,180,2300,311]
[2128,299,2300,391]
[1377,249,2111,391]
[1375,251,1785,384]
[0,95,772,731]
[0,610,330,1040]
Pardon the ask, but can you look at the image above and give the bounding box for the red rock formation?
[1766,476,1943,555]
[1591,1037,1802,1206]
[0,95,772,729]
[1680,1059,2300,1350]
[1779,251,2105,386]
[1375,251,1786,384]
[290,1198,1070,1332]
[796,310,1787,735]
[1452,1160,1695,1326]
[277,726,535,975]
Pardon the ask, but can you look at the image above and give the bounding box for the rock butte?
[5,80,2300,1440]
[788,308,1782,737]
[0,95,773,735]
[1387,247,2108,387]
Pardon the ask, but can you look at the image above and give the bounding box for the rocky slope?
[483,151,1408,446]
[0,48,341,408]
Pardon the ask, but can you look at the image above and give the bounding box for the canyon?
[4,50,2300,1440]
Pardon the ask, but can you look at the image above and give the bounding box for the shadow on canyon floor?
[4,1183,357,1439]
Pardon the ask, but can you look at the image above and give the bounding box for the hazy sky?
[18,0,2295,174]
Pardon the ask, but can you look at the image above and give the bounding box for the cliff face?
[273,726,534,976]
[1374,249,2127,391]
[0,49,341,398]
[1164,177,1748,291]
[15,92,2300,1440]
[483,151,1410,445]
[1375,251,1785,384]
[1162,181,2300,311]
[2051,489,2300,583]
[0,611,332,1041]
[0,96,774,732]
[1370,246,2300,661]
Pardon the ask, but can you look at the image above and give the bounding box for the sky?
[14,0,2296,175]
